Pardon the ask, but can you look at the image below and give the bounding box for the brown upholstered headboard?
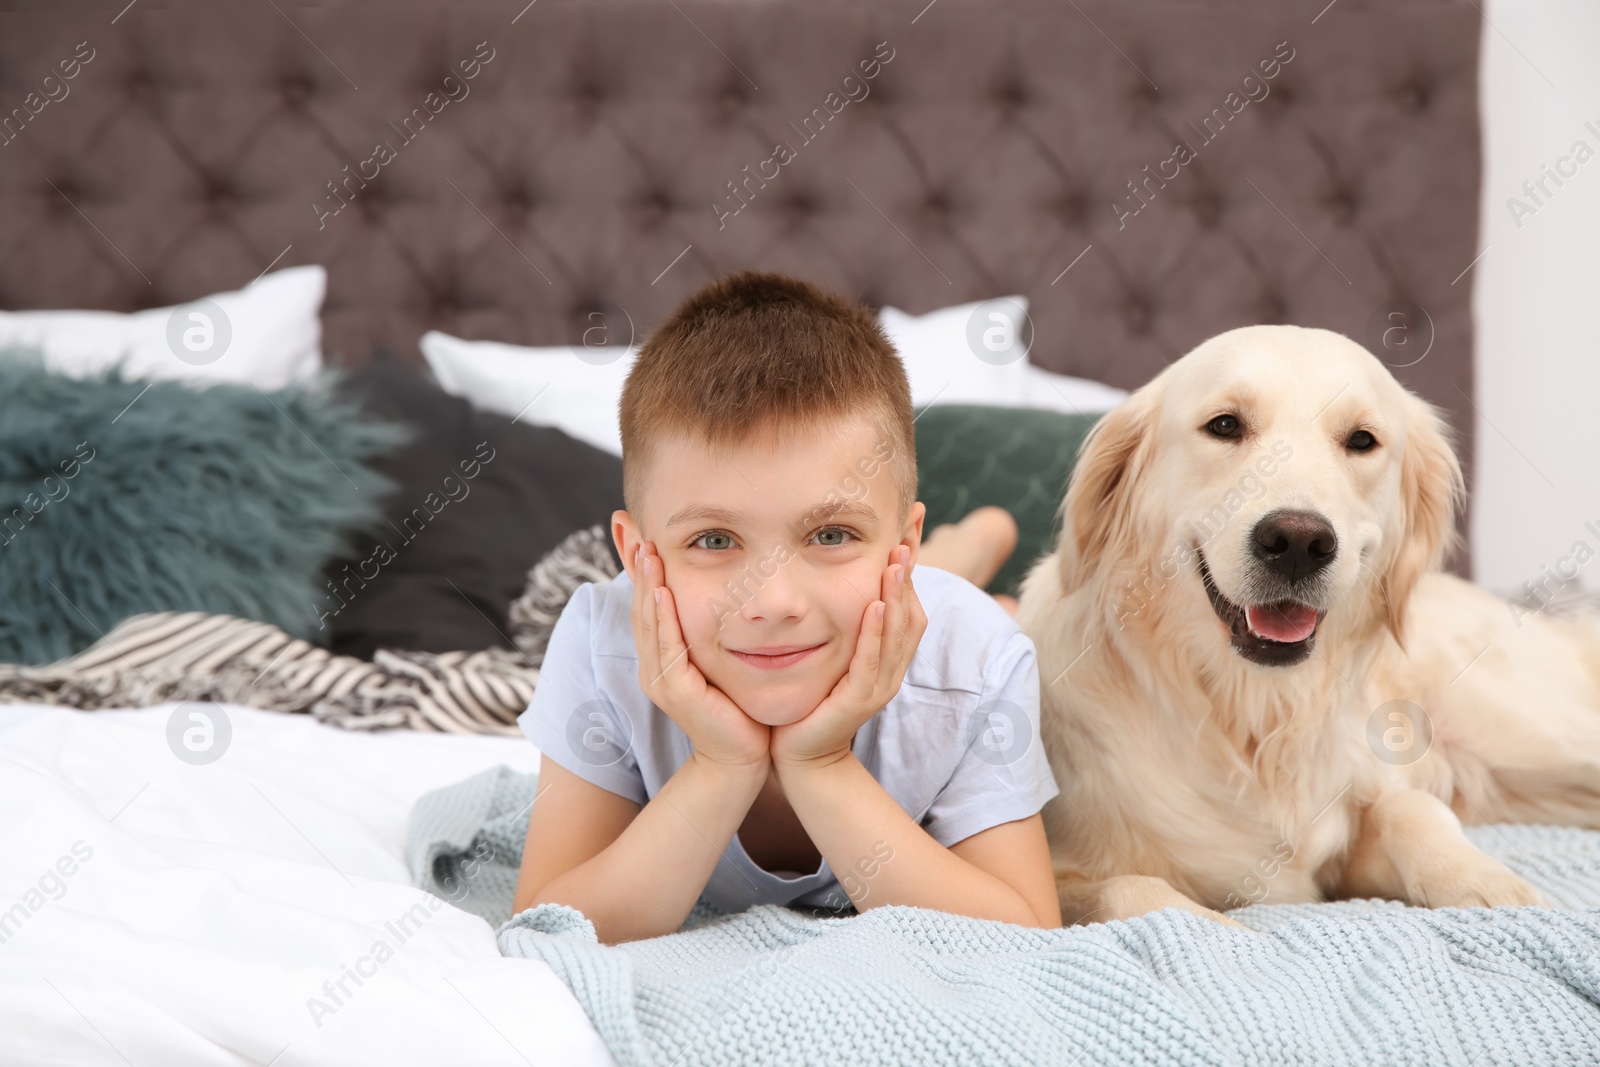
[0,0,1482,567]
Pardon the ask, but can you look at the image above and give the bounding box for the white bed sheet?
[0,702,615,1067]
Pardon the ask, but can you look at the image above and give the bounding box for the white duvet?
[0,702,615,1067]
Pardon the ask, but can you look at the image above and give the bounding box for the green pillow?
[0,349,408,664]
[913,404,1101,597]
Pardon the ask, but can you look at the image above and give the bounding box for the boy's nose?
[738,567,808,623]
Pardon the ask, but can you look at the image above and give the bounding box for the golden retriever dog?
[1016,324,1600,925]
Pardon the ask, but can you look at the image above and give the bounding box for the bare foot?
[918,506,1018,589]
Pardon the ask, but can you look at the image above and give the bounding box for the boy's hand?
[771,545,927,771]
[631,541,771,772]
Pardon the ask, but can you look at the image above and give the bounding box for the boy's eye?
[813,526,856,547]
[691,531,736,551]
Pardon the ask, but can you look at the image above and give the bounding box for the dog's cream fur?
[1017,325,1600,925]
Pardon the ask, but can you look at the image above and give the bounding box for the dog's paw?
[1416,857,1549,909]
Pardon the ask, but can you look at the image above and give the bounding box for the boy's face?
[614,412,924,727]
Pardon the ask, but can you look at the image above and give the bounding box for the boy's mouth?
[730,642,825,670]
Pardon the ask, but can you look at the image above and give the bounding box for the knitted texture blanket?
[407,766,1600,1067]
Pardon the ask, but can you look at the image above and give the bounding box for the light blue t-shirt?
[518,563,1060,914]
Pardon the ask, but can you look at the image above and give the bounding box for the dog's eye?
[1346,429,1378,452]
[1204,414,1242,438]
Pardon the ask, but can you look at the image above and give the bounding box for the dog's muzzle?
[1196,541,1329,668]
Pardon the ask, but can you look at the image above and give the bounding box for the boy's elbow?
[518,881,575,919]
[511,891,541,918]
[1024,904,1062,928]
[995,900,1056,928]
[516,885,644,945]
[1007,884,1062,928]
[511,872,547,916]
[514,871,573,918]
[1031,895,1064,928]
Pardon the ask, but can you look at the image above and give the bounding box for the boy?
[513,272,1061,944]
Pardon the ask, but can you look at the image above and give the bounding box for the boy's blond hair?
[618,271,917,530]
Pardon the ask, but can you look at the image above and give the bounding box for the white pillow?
[419,296,1130,459]
[1020,364,1129,414]
[420,330,634,456]
[878,296,1032,408]
[879,295,1127,414]
[0,265,325,390]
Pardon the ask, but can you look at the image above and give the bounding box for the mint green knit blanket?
[408,766,1600,1066]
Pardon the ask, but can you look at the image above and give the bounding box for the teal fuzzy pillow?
[913,404,1102,598]
[0,349,409,664]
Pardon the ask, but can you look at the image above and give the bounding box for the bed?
[2,1,1559,1065]
[9,700,1600,1066]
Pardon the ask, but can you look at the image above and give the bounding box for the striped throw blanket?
[0,524,622,733]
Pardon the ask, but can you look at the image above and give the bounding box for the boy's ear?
[900,500,926,569]
[612,510,640,578]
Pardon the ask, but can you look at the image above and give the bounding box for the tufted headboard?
[0,0,1482,567]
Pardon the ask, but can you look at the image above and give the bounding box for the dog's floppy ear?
[1057,390,1155,594]
[1379,393,1465,647]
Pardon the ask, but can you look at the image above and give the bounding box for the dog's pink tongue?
[1246,602,1318,643]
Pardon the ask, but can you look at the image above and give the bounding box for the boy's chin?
[743,703,816,728]
[714,676,830,728]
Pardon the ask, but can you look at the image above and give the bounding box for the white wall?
[1473,0,1600,596]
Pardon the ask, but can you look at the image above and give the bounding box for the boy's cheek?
[818,635,862,693]
[673,588,714,640]
[674,606,719,659]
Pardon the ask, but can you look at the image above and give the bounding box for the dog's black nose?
[1251,510,1337,582]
